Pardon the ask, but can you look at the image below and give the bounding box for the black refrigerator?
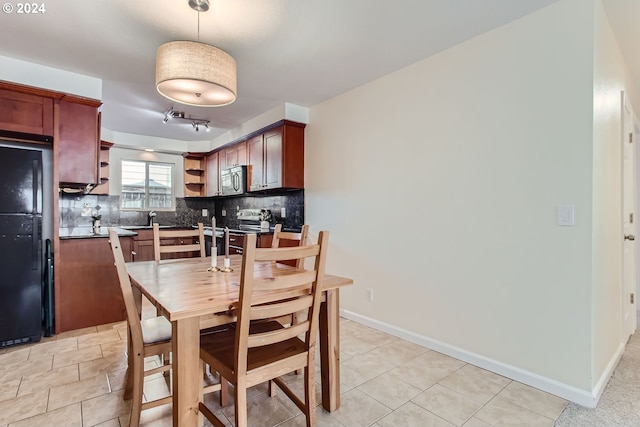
[0,146,43,347]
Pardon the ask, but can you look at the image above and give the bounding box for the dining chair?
[271,224,309,268]
[153,223,230,400]
[198,230,329,427]
[109,229,229,424]
[108,229,173,427]
[152,223,206,261]
[271,223,311,375]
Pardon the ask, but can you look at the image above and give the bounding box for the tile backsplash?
[58,194,216,229]
[58,190,304,230]
[214,190,304,230]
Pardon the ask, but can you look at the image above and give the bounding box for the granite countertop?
[59,227,137,239]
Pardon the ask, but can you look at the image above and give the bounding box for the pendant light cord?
[197,10,200,42]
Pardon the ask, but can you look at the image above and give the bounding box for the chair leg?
[220,377,229,407]
[235,380,248,427]
[268,379,276,397]
[305,365,316,427]
[129,353,144,427]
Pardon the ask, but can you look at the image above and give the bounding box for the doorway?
[622,91,637,338]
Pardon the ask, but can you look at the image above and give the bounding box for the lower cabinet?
[57,237,132,333]
[131,228,200,262]
[227,232,274,254]
[131,229,154,262]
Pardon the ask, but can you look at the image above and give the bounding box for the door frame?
[621,90,637,338]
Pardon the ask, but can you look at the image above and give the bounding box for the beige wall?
[306,0,631,405]
[591,0,637,394]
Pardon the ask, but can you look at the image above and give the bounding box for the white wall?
[0,55,102,100]
[591,0,635,395]
[306,0,623,404]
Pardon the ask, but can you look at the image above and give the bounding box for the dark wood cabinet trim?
[0,80,101,107]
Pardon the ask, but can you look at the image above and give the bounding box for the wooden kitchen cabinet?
[131,229,155,262]
[220,140,247,172]
[57,237,131,332]
[227,232,273,254]
[206,151,221,196]
[131,227,200,261]
[247,121,305,192]
[58,98,102,185]
[0,88,53,136]
[184,153,206,197]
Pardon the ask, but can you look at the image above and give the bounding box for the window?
[121,160,174,210]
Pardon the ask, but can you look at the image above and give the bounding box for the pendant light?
[155,0,237,107]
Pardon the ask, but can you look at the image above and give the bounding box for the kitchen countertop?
[59,227,137,239]
[60,224,301,240]
[203,225,301,237]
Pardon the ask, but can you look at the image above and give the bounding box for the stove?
[237,208,271,231]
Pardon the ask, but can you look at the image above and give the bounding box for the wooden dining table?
[125,254,353,427]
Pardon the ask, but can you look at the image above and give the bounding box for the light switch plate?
[557,204,576,226]
[221,209,226,217]
[281,207,286,218]
[202,209,208,217]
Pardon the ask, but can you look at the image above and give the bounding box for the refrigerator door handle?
[32,216,39,270]
[32,159,40,214]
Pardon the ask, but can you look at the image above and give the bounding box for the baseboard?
[339,309,623,408]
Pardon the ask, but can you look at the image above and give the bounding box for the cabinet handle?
[131,251,137,256]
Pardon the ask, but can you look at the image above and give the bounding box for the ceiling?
[0,0,637,145]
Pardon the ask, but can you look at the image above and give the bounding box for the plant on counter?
[259,209,272,222]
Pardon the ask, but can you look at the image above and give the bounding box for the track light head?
[162,107,210,132]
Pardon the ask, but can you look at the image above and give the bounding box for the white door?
[622,91,636,338]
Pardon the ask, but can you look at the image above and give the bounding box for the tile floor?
[0,316,569,427]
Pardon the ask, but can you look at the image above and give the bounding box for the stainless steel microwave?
[220,165,247,196]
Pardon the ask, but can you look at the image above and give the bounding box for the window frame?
[120,159,175,211]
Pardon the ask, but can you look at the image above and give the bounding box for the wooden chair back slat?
[250,295,313,321]
[153,223,206,261]
[247,321,309,348]
[270,224,310,268]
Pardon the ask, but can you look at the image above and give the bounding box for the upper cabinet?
[189,120,305,197]
[184,153,206,197]
[220,140,247,172]
[247,121,305,192]
[57,98,102,186]
[0,88,53,136]
[206,151,221,197]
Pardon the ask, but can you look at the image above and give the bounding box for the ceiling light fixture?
[155,0,237,107]
[161,106,211,132]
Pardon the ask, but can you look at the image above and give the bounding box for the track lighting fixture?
[161,106,210,132]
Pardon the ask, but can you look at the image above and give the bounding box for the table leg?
[173,317,202,427]
[319,289,340,411]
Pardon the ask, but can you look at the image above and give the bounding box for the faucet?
[148,210,157,226]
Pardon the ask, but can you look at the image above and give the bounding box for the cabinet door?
[247,134,264,191]
[264,128,283,189]
[206,152,220,196]
[132,240,154,262]
[224,141,247,168]
[57,237,129,332]
[58,99,101,185]
[0,89,53,136]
